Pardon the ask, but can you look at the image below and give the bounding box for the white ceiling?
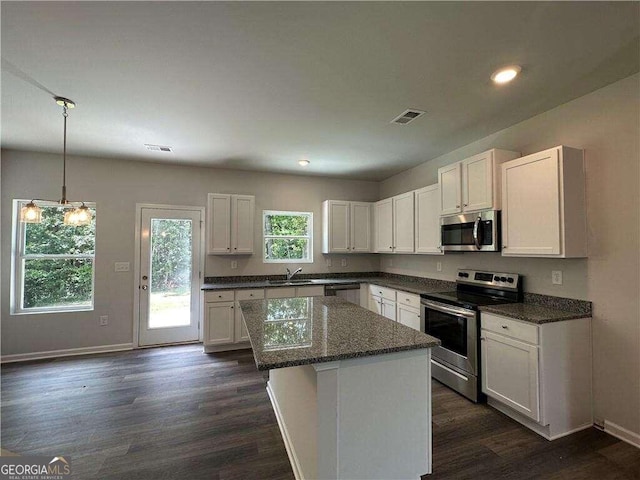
[2,2,638,181]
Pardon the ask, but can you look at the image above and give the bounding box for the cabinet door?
[369,295,383,314]
[462,151,493,212]
[397,304,421,331]
[232,195,254,254]
[439,163,462,215]
[207,194,231,254]
[481,330,540,421]
[374,199,394,253]
[327,200,350,253]
[393,192,415,253]
[266,287,297,299]
[382,299,397,321]
[296,285,325,297]
[206,302,235,345]
[502,149,561,256]
[415,185,443,254]
[350,202,372,252]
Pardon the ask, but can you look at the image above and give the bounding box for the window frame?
[11,199,96,315]
[262,210,314,264]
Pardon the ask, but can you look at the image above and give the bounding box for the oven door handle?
[473,216,482,250]
[421,299,476,319]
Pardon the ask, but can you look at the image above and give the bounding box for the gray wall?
[380,73,640,441]
[0,154,379,355]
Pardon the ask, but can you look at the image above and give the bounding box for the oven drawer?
[369,284,396,301]
[481,313,538,344]
[397,292,420,309]
[205,290,235,302]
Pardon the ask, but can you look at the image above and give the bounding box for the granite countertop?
[239,296,440,371]
[202,275,455,297]
[480,301,592,324]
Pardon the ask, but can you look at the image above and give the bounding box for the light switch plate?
[552,270,563,285]
[231,260,238,269]
[341,258,347,267]
[325,258,332,267]
[99,315,108,326]
[115,262,130,272]
[436,262,442,272]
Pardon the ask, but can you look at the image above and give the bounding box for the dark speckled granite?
[480,293,592,324]
[240,296,440,371]
[202,272,455,296]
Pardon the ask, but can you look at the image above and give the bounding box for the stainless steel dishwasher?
[324,283,361,305]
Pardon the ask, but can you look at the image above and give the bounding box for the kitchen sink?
[267,279,312,286]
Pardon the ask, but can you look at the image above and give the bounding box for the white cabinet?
[368,284,396,321]
[414,184,443,255]
[438,149,520,216]
[266,285,325,299]
[397,292,422,331]
[204,288,263,350]
[207,193,255,255]
[321,200,372,254]
[374,192,414,253]
[501,146,587,258]
[480,312,593,440]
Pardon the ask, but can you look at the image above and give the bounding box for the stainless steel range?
[420,269,522,402]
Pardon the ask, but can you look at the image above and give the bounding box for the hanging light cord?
[61,104,68,205]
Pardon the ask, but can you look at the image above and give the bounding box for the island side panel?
[268,365,318,479]
[323,349,432,480]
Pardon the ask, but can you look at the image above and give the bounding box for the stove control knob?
[507,277,514,283]
[500,277,507,282]
[493,276,500,281]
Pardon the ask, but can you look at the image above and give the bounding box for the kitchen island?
[240,296,440,480]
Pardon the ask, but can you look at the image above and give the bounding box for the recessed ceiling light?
[144,144,173,152]
[298,159,310,167]
[491,65,521,84]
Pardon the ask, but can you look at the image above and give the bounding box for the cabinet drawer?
[205,290,235,302]
[482,313,538,344]
[369,284,396,301]
[397,292,420,309]
[235,289,265,301]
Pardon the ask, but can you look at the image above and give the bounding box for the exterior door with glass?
[138,207,202,346]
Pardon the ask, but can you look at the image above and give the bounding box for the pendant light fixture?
[20,96,92,226]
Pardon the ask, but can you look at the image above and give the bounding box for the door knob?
[141,285,148,290]
[142,275,148,280]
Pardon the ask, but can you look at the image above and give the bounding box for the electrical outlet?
[114,262,130,272]
[341,258,347,267]
[436,262,442,272]
[552,270,563,285]
[99,315,109,326]
[325,258,332,267]
[230,260,237,269]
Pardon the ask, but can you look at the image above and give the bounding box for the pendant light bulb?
[74,204,92,226]
[20,201,43,223]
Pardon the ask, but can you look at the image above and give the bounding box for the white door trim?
[133,203,205,348]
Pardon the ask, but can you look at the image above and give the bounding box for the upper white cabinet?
[501,146,587,258]
[207,193,255,255]
[374,192,414,253]
[438,149,520,215]
[321,200,372,254]
[414,184,443,255]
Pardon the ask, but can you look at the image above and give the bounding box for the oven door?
[441,210,499,252]
[421,299,478,375]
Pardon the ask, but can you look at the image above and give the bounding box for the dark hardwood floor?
[2,345,638,479]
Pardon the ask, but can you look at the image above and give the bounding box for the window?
[263,210,313,263]
[12,200,96,314]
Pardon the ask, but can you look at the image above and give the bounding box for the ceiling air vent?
[144,144,173,153]
[391,109,426,125]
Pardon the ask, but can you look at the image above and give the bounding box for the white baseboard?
[1,343,134,363]
[266,382,303,480]
[604,420,640,449]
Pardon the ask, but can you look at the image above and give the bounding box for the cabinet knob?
[463,204,468,207]
[389,246,393,249]
[234,247,237,250]
[249,294,253,297]
[231,305,234,309]
[456,205,460,208]
[501,325,508,329]
[480,337,486,341]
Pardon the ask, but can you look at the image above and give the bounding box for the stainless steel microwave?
[441,210,500,252]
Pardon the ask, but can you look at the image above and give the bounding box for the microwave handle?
[473,216,482,250]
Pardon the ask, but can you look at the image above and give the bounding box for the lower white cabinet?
[480,312,592,440]
[368,285,421,331]
[204,289,264,351]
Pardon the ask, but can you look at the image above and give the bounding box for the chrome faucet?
[286,267,303,280]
